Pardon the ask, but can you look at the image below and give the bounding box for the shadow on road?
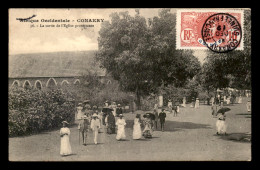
[236,113,251,116]
[126,120,212,132]
[163,121,212,132]
[235,112,251,119]
[217,133,251,143]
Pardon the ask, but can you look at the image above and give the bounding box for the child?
[133,114,142,139]
[90,113,100,144]
[116,114,126,140]
[60,121,72,156]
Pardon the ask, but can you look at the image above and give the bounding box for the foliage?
[8,87,75,137]
[201,10,251,90]
[96,9,201,108]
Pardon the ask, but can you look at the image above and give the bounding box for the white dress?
[195,100,199,108]
[133,118,142,139]
[226,97,230,104]
[238,97,242,104]
[60,127,72,156]
[76,106,84,120]
[182,98,186,107]
[116,118,126,140]
[216,114,227,134]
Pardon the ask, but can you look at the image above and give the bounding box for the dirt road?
[9,98,251,161]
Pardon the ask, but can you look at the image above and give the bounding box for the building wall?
[9,77,81,90]
[9,76,113,90]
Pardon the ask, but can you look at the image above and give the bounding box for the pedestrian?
[92,105,98,114]
[60,121,72,156]
[220,96,224,107]
[168,99,173,113]
[102,102,109,126]
[106,111,116,134]
[211,102,218,117]
[159,109,166,132]
[247,100,251,112]
[195,98,199,108]
[182,97,186,107]
[226,96,230,105]
[116,104,123,117]
[216,112,227,135]
[116,114,126,140]
[95,110,102,133]
[154,102,158,113]
[90,113,101,145]
[176,101,180,114]
[111,102,117,117]
[190,97,195,108]
[76,103,84,122]
[238,95,243,104]
[142,113,153,138]
[173,104,177,117]
[78,115,89,146]
[153,109,159,130]
[133,114,142,140]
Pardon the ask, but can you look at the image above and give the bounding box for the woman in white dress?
[76,103,84,120]
[60,121,72,156]
[182,97,186,107]
[238,95,243,104]
[195,98,199,108]
[116,114,126,140]
[90,113,101,144]
[216,112,227,135]
[111,102,117,117]
[226,96,230,105]
[133,114,142,139]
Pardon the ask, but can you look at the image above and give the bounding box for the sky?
[9,8,207,63]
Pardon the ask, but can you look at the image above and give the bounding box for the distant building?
[8,51,112,90]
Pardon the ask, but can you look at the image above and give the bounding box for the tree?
[201,10,251,90]
[96,9,201,109]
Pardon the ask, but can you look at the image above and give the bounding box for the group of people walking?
[59,100,169,156]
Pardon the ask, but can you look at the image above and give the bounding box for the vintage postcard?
[9,8,251,161]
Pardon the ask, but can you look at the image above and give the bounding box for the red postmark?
[176,9,244,50]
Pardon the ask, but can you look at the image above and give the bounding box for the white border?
[176,9,245,50]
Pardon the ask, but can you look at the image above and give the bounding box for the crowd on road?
[59,94,251,157]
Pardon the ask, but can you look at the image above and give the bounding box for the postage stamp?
[176,9,244,51]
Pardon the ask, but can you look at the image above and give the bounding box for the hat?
[78,103,82,106]
[92,113,98,117]
[83,100,90,104]
[119,114,123,117]
[117,104,121,106]
[82,115,88,119]
[62,121,69,124]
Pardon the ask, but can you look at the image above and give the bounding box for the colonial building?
[8,51,111,90]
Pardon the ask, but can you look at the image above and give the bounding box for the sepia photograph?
[8,8,251,161]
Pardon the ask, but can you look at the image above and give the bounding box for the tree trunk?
[136,87,141,110]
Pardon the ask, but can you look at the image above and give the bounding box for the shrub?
[8,87,75,137]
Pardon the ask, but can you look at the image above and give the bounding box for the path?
[9,97,251,161]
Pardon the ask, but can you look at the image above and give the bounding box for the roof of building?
[9,51,106,78]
